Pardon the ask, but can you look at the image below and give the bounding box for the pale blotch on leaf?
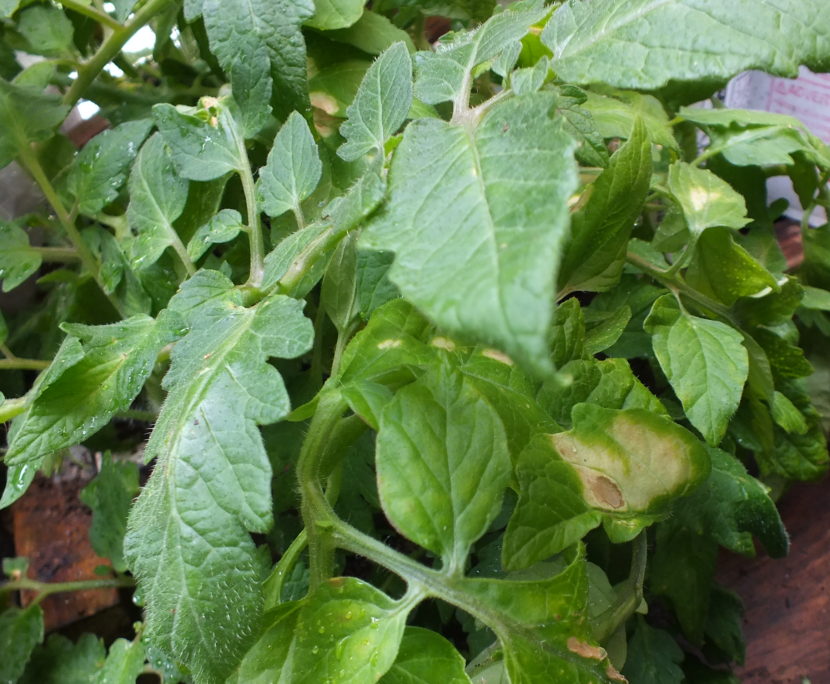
[310,92,338,115]
[377,338,403,350]
[689,186,720,212]
[430,336,456,351]
[551,411,699,512]
[481,348,514,366]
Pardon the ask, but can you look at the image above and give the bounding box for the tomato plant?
[1,1,830,682]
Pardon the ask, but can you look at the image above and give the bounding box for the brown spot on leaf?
[606,664,628,682]
[566,637,606,661]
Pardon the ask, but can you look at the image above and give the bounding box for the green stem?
[117,408,158,422]
[18,144,127,318]
[237,147,264,289]
[263,529,308,610]
[0,358,50,371]
[0,396,28,423]
[63,0,174,107]
[0,576,134,605]
[34,246,80,262]
[57,0,122,30]
[297,390,353,589]
[626,249,734,321]
[591,533,648,643]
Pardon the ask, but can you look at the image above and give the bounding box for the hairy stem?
[34,245,80,262]
[236,143,264,288]
[0,575,135,605]
[57,0,122,30]
[63,0,175,107]
[17,144,127,317]
[0,358,50,371]
[297,390,349,589]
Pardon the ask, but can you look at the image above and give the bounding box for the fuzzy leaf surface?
[199,0,314,132]
[559,118,651,294]
[338,42,412,162]
[257,111,321,219]
[68,119,153,216]
[126,133,190,270]
[544,0,830,90]
[80,455,140,572]
[124,272,313,683]
[363,92,577,374]
[0,78,69,168]
[0,605,44,683]
[0,221,41,292]
[5,316,175,467]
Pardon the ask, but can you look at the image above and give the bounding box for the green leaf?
[667,162,751,241]
[376,365,510,568]
[704,586,745,666]
[503,434,602,570]
[337,298,434,386]
[0,221,41,292]
[460,552,617,682]
[685,228,778,306]
[678,107,830,168]
[413,1,549,105]
[356,249,398,317]
[16,5,74,57]
[583,306,631,356]
[363,92,578,375]
[68,119,153,216]
[80,455,140,572]
[306,0,364,30]
[645,295,749,445]
[0,605,44,684]
[770,390,808,434]
[550,297,585,367]
[338,42,413,162]
[670,447,788,558]
[621,618,684,684]
[379,627,471,684]
[0,1,19,19]
[326,10,415,56]
[544,0,830,91]
[752,328,813,380]
[257,111,322,220]
[581,89,677,151]
[650,524,717,643]
[111,0,138,22]
[124,273,313,682]
[231,577,409,683]
[553,86,610,168]
[321,232,358,333]
[187,208,244,261]
[0,337,84,508]
[5,316,177,467]
[125,133,191,270]
[459,345,558,458]
[0,78,69,169]
[93,637,145,684]
[261,171,386,293]
[198,0,314,132]
[152,101,243,181]
[538,357,666,428]
[559,118,652,294]
[20,633,105,684]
